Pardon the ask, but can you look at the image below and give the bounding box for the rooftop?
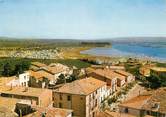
[55,77,106,95]
[0,86,51,97]
[31,62,47,68]
[0,106,18,117]
[119,95,151,109]
[92,69,125,80]
[0,97,19,111]
[142,88,166,114]
[97,110,136,117]
[25,107,73,117]
[115,70,133,77]
[29,70,54,80]
[41,66,67,74]
[119,88,166,113]
[0,76,17,87]
[109,65,125,70]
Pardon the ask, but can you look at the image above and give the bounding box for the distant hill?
[102,37,166,43]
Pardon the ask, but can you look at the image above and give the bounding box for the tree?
[56,74,66,84]
[14,64,23,75]
[13,61,30,75]
[2,63,12,76]
[66,75,76,83]
[21,60,30,71]
[146,74,161,89]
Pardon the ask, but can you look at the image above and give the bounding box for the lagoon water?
[81,42,166,61]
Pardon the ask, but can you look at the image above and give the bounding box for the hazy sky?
[0,0,166,39]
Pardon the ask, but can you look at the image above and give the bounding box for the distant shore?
[80,47,166,63]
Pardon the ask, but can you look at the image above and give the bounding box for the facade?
[53,77,107,117]
[115,70,135,83]
[6,72,30,87]
[0,87,52,107]
[89,69,118,94]
[117,76,126,87]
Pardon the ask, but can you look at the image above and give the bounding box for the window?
[59,103,62,108]
[59,94,62,100]
[95,99,97,107]
[125,108,128,113]
[93,93,95,99]
[92,112,95,117]
[67,95,71,101]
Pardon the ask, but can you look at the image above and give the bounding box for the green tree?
[2,63,12,76]
[14,64,23,75]
[56,74,66,84]
[67,75,76,83]
[146,74,161,89]
[21,60,30,71]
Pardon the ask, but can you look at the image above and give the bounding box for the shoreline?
[80,47,166,63]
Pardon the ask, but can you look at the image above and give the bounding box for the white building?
[6,72,30,87]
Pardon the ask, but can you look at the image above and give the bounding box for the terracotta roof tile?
[115,70,133,77]
[55,77,106,95]
[119,95,151,109]
[31,62,47,68]
[93,69,125,80]
[25,107,72,117]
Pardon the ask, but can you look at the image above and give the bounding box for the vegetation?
[81,42,111,47]
[107,96,117,104]
[146,74,166,89]
[0,57,91,72]
[56,74,77,85]
[0,58,30,76]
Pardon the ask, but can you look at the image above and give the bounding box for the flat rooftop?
[25,106,73,117]
[0,86,51,97]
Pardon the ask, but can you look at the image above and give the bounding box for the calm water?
[81,42,166,61]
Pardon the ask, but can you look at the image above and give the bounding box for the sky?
[0,0,166,39]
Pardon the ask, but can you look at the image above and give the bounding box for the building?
[119,95,151,116]
[115,70,135,83]
[139,66,151,77]
[0,106,18,117]
[89,69,119,94]
[0,86,52,107]
[0,76,16,87]
[0,97,20,117]
[28,70,55,88]
[25,106,73,117]
[53,77,107,117]
[108,65,125,71]
[30,62,47,70]
[39,65,71,79]
[97,110,136,117]
[119,88,166,117]
[6,72,30,87]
